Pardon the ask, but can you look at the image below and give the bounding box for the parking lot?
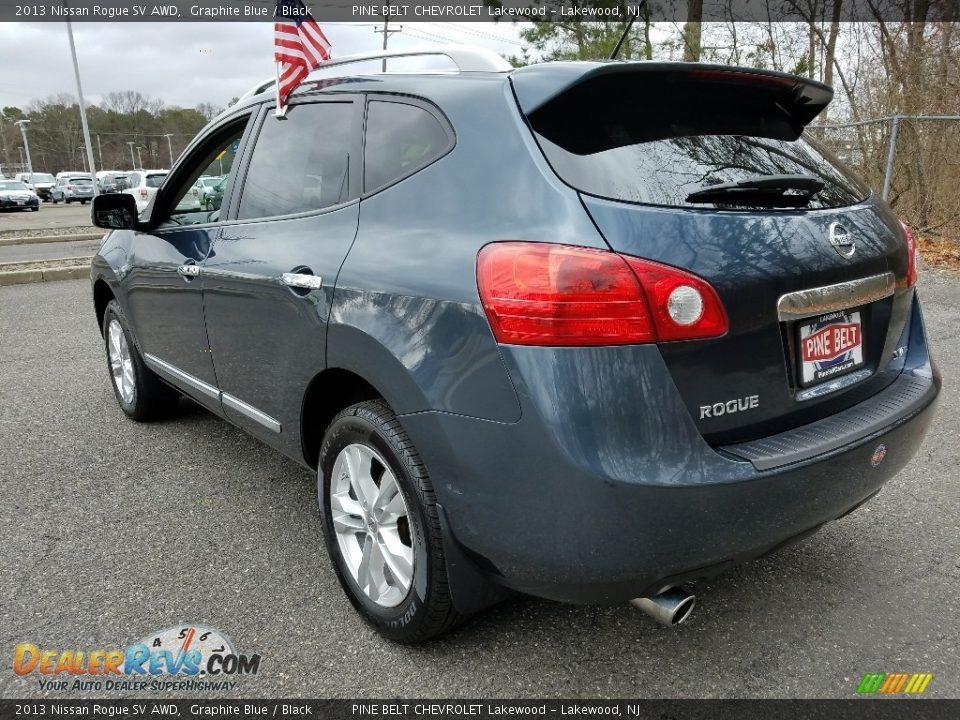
[0,201,93,233]
[0,274,957,699]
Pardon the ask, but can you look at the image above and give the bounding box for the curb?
[0,255,93,270]
[0,232,102,246]
[0,265,90,287]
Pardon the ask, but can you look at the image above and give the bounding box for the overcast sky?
[0,21,526,111]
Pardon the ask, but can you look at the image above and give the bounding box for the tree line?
[509,6,960,237]
[0,90,228,176]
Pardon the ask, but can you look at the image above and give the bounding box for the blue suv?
[90,48,940,642]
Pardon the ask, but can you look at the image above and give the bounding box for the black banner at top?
[1,0,958,23]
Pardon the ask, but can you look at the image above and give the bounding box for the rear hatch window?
[538,134,868,210]
[520,64,869,210]
[145,174,167,188]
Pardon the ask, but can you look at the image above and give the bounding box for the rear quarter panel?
[328,78,608,422]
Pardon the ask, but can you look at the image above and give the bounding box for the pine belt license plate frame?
[797,308,865,387]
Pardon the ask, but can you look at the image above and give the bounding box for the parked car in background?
[0,179,39,211]
[176,178,205,212]
[89,50,940,643]
[194,175,224,209]
[124,170,168,212]
[202,175,228,211]
[50,175,94,204]
[98,172,130,194]
[15,172,56,201]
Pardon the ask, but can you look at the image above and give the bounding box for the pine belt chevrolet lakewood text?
[89,47,940,642]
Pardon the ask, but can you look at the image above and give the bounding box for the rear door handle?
[177,263,201,279]
[280,272,323,291]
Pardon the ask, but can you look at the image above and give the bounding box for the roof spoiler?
[511,61,833,137]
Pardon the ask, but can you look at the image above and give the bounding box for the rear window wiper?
[686,174,825,207]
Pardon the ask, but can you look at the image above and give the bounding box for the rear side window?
[128,173,141,186]
[528,73,869,210]
[238,101,353,220]
[363,100,450,194]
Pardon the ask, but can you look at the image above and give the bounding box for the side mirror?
[92,192,138,230]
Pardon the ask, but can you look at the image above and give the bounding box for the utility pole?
[96,134,103,169]
[0,114,9,177]
[127,141,136,170]
[79,146,87,172]
[374,3,401,72]
[14,120,33,180]
[163,133,174,167]
[136,146,143,169]
[66,20,97,195]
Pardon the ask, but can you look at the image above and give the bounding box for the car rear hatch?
[511,62,916,445]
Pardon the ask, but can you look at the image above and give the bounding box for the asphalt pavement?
[1,275,958,699]
[0,202,93,233]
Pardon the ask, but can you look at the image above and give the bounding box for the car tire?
[318,400,466,643]
[102,300,179,421]
[81,200,87,205]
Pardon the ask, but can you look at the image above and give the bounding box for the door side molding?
[221,392,282,433]
[144,352,219,401]
[143,353,282,433]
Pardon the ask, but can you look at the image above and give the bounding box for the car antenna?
[609,3,644,61]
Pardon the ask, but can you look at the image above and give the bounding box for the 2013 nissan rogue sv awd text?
[89,48,941,642]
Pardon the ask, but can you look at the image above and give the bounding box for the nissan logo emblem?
[828,222,856,258]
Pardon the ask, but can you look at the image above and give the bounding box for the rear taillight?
[901,221,919,288]
[476,242,728,346]
[66,184,73,190]
[623,256,729,342]
[139,188,147,199]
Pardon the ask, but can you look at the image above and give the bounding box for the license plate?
[797,310,864,386]
[16,200,24,205]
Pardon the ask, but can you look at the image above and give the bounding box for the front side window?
[237,101,354,221]
[363,100,450,194]
[164,122,246,224]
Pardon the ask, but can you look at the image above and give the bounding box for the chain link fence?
[810,115,960,242]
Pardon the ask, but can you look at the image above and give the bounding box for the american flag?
[274,0,331,114]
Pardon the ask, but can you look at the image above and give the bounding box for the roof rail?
[236,45,512,103]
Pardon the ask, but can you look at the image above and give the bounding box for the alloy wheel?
[330,443,414,608]
[107,319,135,405]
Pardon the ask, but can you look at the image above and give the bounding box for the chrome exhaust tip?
[630,587,696,626]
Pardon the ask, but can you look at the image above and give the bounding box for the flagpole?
[275,60,287,119]
[66,18,98,194]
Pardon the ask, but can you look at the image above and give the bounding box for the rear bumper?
[400,293,940,604]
